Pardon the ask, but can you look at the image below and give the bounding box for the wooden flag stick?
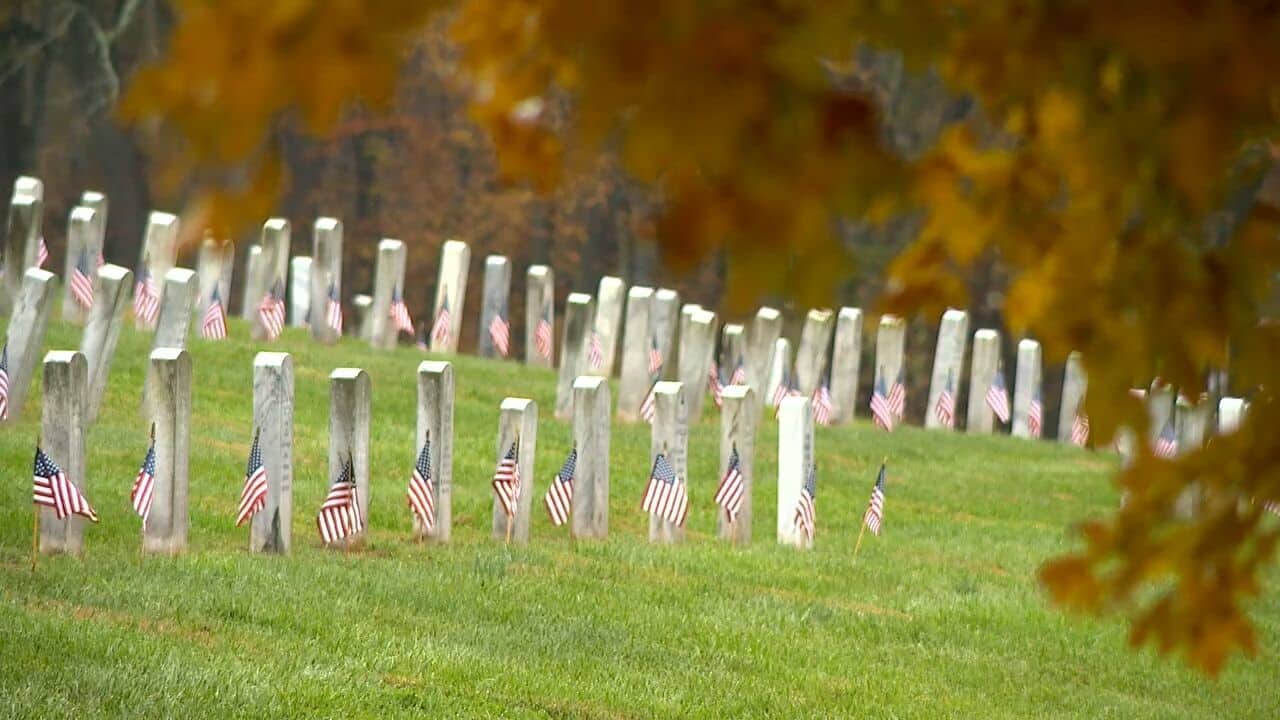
[853,522,867,558]
[505,516,513,545]
[31,507,39,573]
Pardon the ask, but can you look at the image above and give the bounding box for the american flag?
[258,280,286,341]
[1027,388,1043,438]
[641,452,687,526]
[870,374,895,431]
[1154,420,1178,459]
[772,369,802,419]
[488,312,511,356]
[709,363,725,408]
[713,446,745,522]
[431,291,452,347]
[317,455,363,544]
[639,380,659,423]
[544,447,577,526]
[1264,499,1280,516]
[793,463,816,543]
[729,357,747,386]
[133,267,160,326]
[131,434,156,527]
[33,445,98,522]
[863,464,886,536]
[812,381,833,427]
[406,435,435,533]
[1070,407,1090,447]
[36,236,49,268]
[534,312,553,360]
[889,368,906,420]
[648,336,663,375]
[492,441,521,517]
[324,281,343,335]
[70,248,95,310]
[934,372,956,428]
[201,286,228,340]
[390,285,414,336]
[587,332,604,370]
[0,343,9,421]
[235,429,268,527]
[986,366,1011,424]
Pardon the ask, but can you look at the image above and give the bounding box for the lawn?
[1,316,1277,718]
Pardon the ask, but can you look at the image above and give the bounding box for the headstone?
[1147,382,1176,446]
[765,337,793,406]
[746,306,782,410]
[572,376,611,538]
[592,275,626,375]
[39,351,88,555]
[249,219,290,341]
[873,315,906,423]
[1011,339,1043,439]
[81,264,132,424]
[673,303,701,380]
[14,175,43,200]
[369,238,407,350]
[829,308,863,423]
[649,381,689,544]
[1,269,57,422]
[719,385,757,544]
[194,235,234,326]
[1175,394,1211,453]
[777,394,814,549]
[135,211,179,329]
[415,361,454,542]
[289,256,312,328]
[1057,352,1088,443]
[309,217,343,344]
[1218,397,1248,434]
[966,329,1002,434]
[555,293,595,419]
[524,265,555,367]
[352,294,373,339]
[477,255,512,359]
[142,348,191,555]
[650,288,681,379]
[430,239,471,353]
[617,286,655,421]
[719,323,746,379]
[240,245,263,320]
[2,192,41,316]
[678,308,718,422]
[61,206,104,324]
[80,191,108,231]
[493,397,538,544]
[794,309,834,396]
[925,308,970,430]
[328,368,371,546]
[152,268,199,351]
[250,352,293,554]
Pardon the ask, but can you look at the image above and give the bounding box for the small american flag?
[641,452,687,527]
[133,267,160,326]
[935,372,956,428]
[131,433,156,527]
[1027,388,1043,438]
[587,332,604,370]
[729,357,747,386]
[772,369,802,419]
[0,343,9,421]
[639,380,659,423]
[488,312,511,357]
[201,286,228,340]
[713,446,745,522]
[235,429,268,527]
[889,368,906,420]
[492,441,521,518]
[1154,420,1178,459]
[36,236,49,268]
[258,280,286,341]
[33,445,98,522]
[1264,500,1280,516]
[317,455,363,544]
[70,249,95,310]
[870,374,895,431]
[1070,407,1090,447]
[431,291,452,347]
[863,464,886,536]
[647,335,663,375]
[406,435,435,533]
[793,463,817,543]
[709,363,725,408]
[534,312,553,360]
[986,366,1011,424]
[390,285,414,336]
[324,281,343,335]
[544,447,577,526]
[812,381,833,427]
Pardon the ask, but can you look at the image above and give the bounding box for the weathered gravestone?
[719,385,757,544]
[746,306,782,411]
[1148,382,1176,447]
[2,192,41,316]
[250,352,293,554]
[524,265,555,367]
[310,217,343,344]
[672,303,700,381]
[572,375,611,539]
[873,315,906,423]
[829,307,863,423]
[555,293,594,420]
[719,323,746,379]
[81,264,132,424]
[1011,339,1043,439]
[1218,397,1248,434]
[1057,351,1088,444]
[926,308,970,430]
[593,275,626,375]
[61,206,104,324]
[194,235,234,329]
[478,255,512,358]
[493,397,538,545]
[135,212,179,329]
[328,368,371,546]
[618,286,655,421]
[2,269,57,421]
[966,329,1002,434]
[649,381,689,544]
[794,309,834,396]
[1175,394,1211,453]
[39,351,89,555]
[289,256,312,328]
[678,308,718,422]
[142,348,191,555]
[352,294,373,340]
[415,361,454,542]
[651,288,681,379]
[240,245,263,321]
[249,219,290,341]
[80,191,108,230]
[430,239,471,353]
[777,394,814,549]
[152,268,199,352]
[14,175,43,200]
[369,239,407,350]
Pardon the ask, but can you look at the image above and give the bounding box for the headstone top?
[629,286,655,299]
[315,216,341,232]
[1018,338,1039,351]
[528,264,551,279]
[15,175,43,199]
[43,349,80,365]
[264,217,290,232]
[418,359,451,374]
[98,263,129,282]
[330,367,365,381]
[757,306,780,321]
[151,347,184,362]
[150,211,178,228]
[656,288,679,301]
[722,384,751,402]
[378,237,403,250]
[501,397,535,412]
[69,206,96,224]
[574,375,606,391]
[692,308,716,324]
[165,267,196,283]
[81,191,106,205]
[485,254,506,268]
[975,328,999,341]
[254,351,290,368]
[567,292,592,304]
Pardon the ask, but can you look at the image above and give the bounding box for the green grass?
[2,315,1277,718]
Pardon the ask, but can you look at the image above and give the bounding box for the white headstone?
[1218,397,1248,434]
[416,361,454,542]
[794,309,834,396]
[649,381,689,544]
[14,175,43,200]
[746,306,782,411]
[966,329,1002,434]
[719,323,746,379]
[430,239,471,353]
[524,265,555,367]
[1011,339,1043,439]
[555,293,595,419]
[369,238,407,350]
[352,293,373,340]
[135,211,179,329]
[2,192,42,316]
[1057,352,1088,444]
[592,276,626,375]
[289,256,312,328]
[81,264,132,424]
[678,308,718,422]
[926,308,970,430]
[249,219,289,341]
[719,385,757,544]
[61,206,103,324]
[777,395,814,549]
[142,348,191,555]
[765,337,793,407]
[493,398,538,545]
[829,308,863,423]
[310,217,343,344]
[194,235,234,328]
[240,245,264,321]
[250,352,293,554]
[873,315,906,424]
[650,289,681,380]
[478,255,512,359]
[1,268,57,422]
[80,191,108,231]
[328,368,371,546]
[572,375,611,538]
[39,351,89,555]
[618,286,656,421]
[152,268,199,352]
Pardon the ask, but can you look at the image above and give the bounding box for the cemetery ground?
[1,320,1277,718]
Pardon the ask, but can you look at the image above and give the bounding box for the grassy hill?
[1,316,1276,718]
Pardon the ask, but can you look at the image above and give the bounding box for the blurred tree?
[122,0,1280,674]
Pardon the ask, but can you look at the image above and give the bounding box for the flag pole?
[854,523,867,558]
[32,435,40,573]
